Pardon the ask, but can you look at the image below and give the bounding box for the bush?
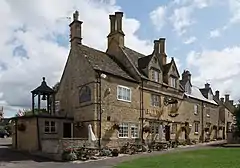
[62,149,77,161]
[100,148,112,157]
[111,148,119,157]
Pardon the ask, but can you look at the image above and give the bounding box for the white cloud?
[186,47,240,100]
[209,29,221,38]
[173,0,214,8]
[184,36,197,44]
[228,0,240,24]
[0,0,154,117]
[149,6,167,31]
[169,6,194,36]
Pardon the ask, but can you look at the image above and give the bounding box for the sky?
[0,0,240,118]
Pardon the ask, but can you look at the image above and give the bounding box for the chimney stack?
[107,12,125,48]
[225,94,230,102]
[153,38,167,66]
[220,97,224,103]
[182,70,191,82]
[205,83,210,89]
[69,11,83,46]
[159,38,165,54]
[215,90,219,100]
[229,100,234,105]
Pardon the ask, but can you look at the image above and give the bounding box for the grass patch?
[115,148,240,168]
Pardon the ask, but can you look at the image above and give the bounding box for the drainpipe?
[15,119,18,149]
[97,72,102,149]
[201,101,204,143]
[140,79,144,144]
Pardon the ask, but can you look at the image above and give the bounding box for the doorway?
[63,123,72,138]
[223,127,225,139]
[165,125,170,141]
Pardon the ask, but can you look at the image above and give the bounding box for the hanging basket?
[143,126,151,133]
[112,124,120,130]
[17,123,26,131]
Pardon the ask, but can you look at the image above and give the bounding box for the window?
[170,77,177,88]
[171,123,177,134]
[131,124,139,138]
[44,121,56,133]
[149,122,162,134]
[151,70,159,82]
[194,122,199,133]
[119,123,129,138]
[206,108,210,117]
[79,86,91,103]
[194,105,198,115]
[117,86,131,102]
[151,94,160,107]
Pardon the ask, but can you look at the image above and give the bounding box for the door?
[165,125,170,141]
[63,123,72,138]
[223,127,225,139]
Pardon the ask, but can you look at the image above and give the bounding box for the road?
[0,138,225,168]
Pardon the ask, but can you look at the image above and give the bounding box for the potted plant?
[112,124,120,130]
[143,126,151,133]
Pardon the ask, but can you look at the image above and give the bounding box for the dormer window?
[151,69,159,82]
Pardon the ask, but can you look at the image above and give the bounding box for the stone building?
[213,91,235,139]
[55,11,227,147]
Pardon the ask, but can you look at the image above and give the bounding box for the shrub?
[111,148,119,157]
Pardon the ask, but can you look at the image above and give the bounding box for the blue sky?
[0,0,240,117]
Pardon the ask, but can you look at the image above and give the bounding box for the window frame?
[170,76,177,88]
[130,124,139,138]
[171,123,177,134]
[117,85,131,102]
[151,94,161,107]
[151,69,159,82]
[194,122,199,133]
[44,120,57,134]
[118,123,129,138]
[194,104,198,115]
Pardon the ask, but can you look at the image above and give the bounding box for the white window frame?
[151,70,159,82]
[171,123,177,134]
[130,124,139,138]
[194,105,198,115]
[44,121,57,133]
[118,123,129,138]
[170,77,177,88]
[206,108,210,117]
[117,85,131,102]
[194,122,199,133]
[151,94,160,107]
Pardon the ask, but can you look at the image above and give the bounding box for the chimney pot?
[229,100,234,105]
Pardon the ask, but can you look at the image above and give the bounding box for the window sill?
[194,112,198,115]
[117,99,131,103]
[194,132,199,135]
[118,137,129,139]
[44,132,57,134]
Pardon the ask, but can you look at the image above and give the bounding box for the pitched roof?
[121,47,146,69]
[163,63,172,74]
[31,77,54,94]
[77,45,136,82]
[185,86,218,105]
[138,55,152,69]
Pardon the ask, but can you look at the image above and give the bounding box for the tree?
[233,101,240,137]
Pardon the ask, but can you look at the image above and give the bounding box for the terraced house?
[55,11,234,147]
